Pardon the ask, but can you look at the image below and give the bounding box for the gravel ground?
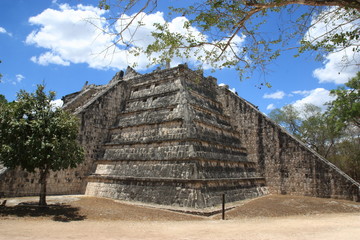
[0,194,359,240]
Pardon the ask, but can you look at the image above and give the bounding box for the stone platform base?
[85,176,268,209]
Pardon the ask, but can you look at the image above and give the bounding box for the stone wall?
[217,87,360,201]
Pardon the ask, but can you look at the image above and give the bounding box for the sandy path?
[1,213,359,240]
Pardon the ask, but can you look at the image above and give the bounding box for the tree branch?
[243,0,360,11]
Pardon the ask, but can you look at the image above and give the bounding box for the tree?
[298,104,340,157]
[268,104,301,136]
[327,129,360,182]
[326,72,360,130]
[269,104,340,157]
[0,85,84,206]
[323,73,360,181]
[0,94,7,105]
[97,0,359,80]
[269,102,359,180]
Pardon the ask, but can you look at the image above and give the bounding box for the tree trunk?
[39,167,49,206]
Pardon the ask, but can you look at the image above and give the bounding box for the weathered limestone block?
[86,178,267,208]
[116,107,182,128]
[109,122,187,144]
[193,121,242,146]
[103,143,196,161]
[188,94,223,114]
[192,106,232,129]
[93,160,258,180]
[94,161,198,179]
[126,92,180,112]
[130,78,182,99]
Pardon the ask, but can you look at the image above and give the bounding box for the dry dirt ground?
[0,194,360,240]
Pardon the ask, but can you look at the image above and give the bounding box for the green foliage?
[269,101,360,181]
[99,0,359,81]
[326,72,360,130]
[268,105,302,136]
[0,94,7,105]
[0,85,84,205]
[328,135,360,182]
[299,8,359,59]
[269,103,341,157]
[298,105,341,157]
[0,85,84,172]
[98,0,110,10]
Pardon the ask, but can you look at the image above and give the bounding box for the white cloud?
[292,90,310,96]
[116,11,166,49]
[304,8,360,84]
[292,88,335,111]
[9,74,25,85]
[51,99,63,108]
[266,104,275,110]
[26,4,245,71]
[0,26,12,36]
[15,74,25,82]
[26,4,113,68]
[218,83,237,93]
[31,52,70,66]
[263,90,285,99]
[312,48,360,84]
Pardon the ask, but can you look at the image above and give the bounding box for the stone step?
[114,108,183,128]
[106,131,243,148]
[102,140,248,162]
[126,90,180,112]
[93,160,259,179]
[87,175,266,185]
[130,79,181,99]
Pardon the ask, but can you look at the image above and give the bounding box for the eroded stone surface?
[0,65,359,208]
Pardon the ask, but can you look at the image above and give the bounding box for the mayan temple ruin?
[0,64,359,208]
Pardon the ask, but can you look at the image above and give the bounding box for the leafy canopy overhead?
[98,0,359,81]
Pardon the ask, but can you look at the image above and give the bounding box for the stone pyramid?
[2,64,358,207]
[85,65,267,208]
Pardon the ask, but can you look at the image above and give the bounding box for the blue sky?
[0,0,358,114]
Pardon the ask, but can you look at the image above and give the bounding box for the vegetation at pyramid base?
[0,85,84,206]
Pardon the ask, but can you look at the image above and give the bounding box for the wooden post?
[222,193,225,220]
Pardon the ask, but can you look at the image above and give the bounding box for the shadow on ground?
[0,204,86,222]
[1,195,360,222]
